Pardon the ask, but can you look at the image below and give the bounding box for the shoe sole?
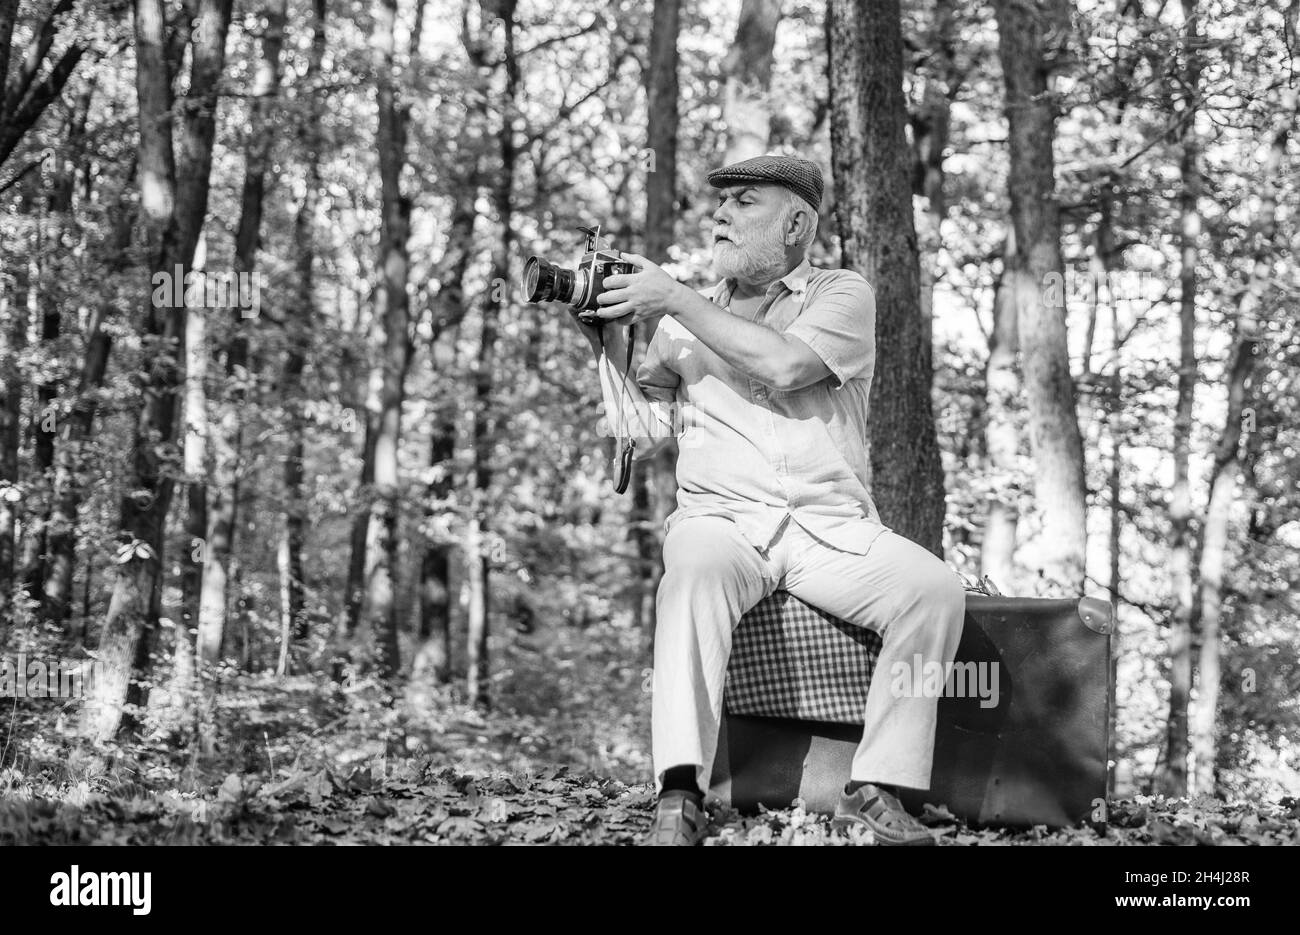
[830,815,936,846]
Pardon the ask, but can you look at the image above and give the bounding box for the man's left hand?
[592,254,685,325]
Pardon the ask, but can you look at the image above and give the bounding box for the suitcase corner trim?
[1077,596,1113,634]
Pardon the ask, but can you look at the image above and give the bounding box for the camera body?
[523,226,634,313]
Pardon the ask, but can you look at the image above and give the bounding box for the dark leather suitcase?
[707,589,1112,828]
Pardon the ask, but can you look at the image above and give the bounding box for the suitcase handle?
[956,572,1003,596]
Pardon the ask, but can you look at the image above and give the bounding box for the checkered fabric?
[725,590,881,724]
[706,154,825,211]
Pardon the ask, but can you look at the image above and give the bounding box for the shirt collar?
[713,258,812,304]
[777,258,812,296]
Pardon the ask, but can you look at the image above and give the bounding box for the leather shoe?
[832,782,935,846]
[642,790,708,846]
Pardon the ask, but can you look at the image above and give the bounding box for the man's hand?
[592,254,687,325]
[566,304,606,355]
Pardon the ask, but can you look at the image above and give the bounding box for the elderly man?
[572,154,966,846]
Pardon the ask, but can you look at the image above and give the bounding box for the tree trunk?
[276,527,292,676]
[465,0,519,709]
[0,187,30,627]
[911,0,957,354]
[358,0,418,678]
[645,0,679,260]
[84,0,233,742]
[1160,0,1201,797]
[22,81,92,604]
[981,234,1022,590]
[197,0,288,667]
[417,395,457,681]
[1189,86,1294,796]
[21,219,60,600]
[631,0,683,636]
[178,232,209,692]
[722,0,780,163]
[826,0,945,554]
[281,0,326,656]
[345,407,376,636]
[42,175,134,626]
[991,0,1087,595]
[1106,354,1122,795]
[415,195,477,681]
[1091,164,1126,795]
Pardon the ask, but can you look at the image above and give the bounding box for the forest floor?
[2,623,1298,846]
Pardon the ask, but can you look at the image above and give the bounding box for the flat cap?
[707,154,824,212]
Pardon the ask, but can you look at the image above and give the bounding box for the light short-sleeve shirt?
[637,257,891,555]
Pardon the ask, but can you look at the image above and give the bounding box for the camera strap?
[598,322,637,495]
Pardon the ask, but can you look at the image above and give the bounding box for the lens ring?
[571,268,592,309]
[523,256,556,302]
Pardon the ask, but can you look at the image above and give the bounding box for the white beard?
[712,219,789,286]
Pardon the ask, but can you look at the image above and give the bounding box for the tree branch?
[0,148,50,194]
[2,0,75,119]
[0,40,85,170]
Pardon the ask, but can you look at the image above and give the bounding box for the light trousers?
[651,512,966,794]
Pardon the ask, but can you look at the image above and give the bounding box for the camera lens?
[524,256,555,302]
[523,256,577,304]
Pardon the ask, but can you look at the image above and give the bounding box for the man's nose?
[712,201,731,225]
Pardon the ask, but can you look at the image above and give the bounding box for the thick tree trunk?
[84,0,232,741]
[911,0,957,354]
[722,0,780,163]
[991,0,1087,595]
[197,0,288,667]
[645,0,679,260]
[465,0,519,708]
[358,0,417,678]
[1189,87,1294,795]
[1160,0,1201,797]
[280,0,325,657]
[827,0,945,554]
[630,0,682,636]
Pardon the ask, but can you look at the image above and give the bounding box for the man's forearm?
[666,284,798,388]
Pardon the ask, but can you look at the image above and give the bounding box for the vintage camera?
[523,225,634,314]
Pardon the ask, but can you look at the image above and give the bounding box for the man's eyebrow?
[719,186,758,199]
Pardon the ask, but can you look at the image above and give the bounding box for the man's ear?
[786,207,811,245]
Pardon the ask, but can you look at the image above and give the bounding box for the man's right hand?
[570,308,632,363]
[567,307,607,355]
